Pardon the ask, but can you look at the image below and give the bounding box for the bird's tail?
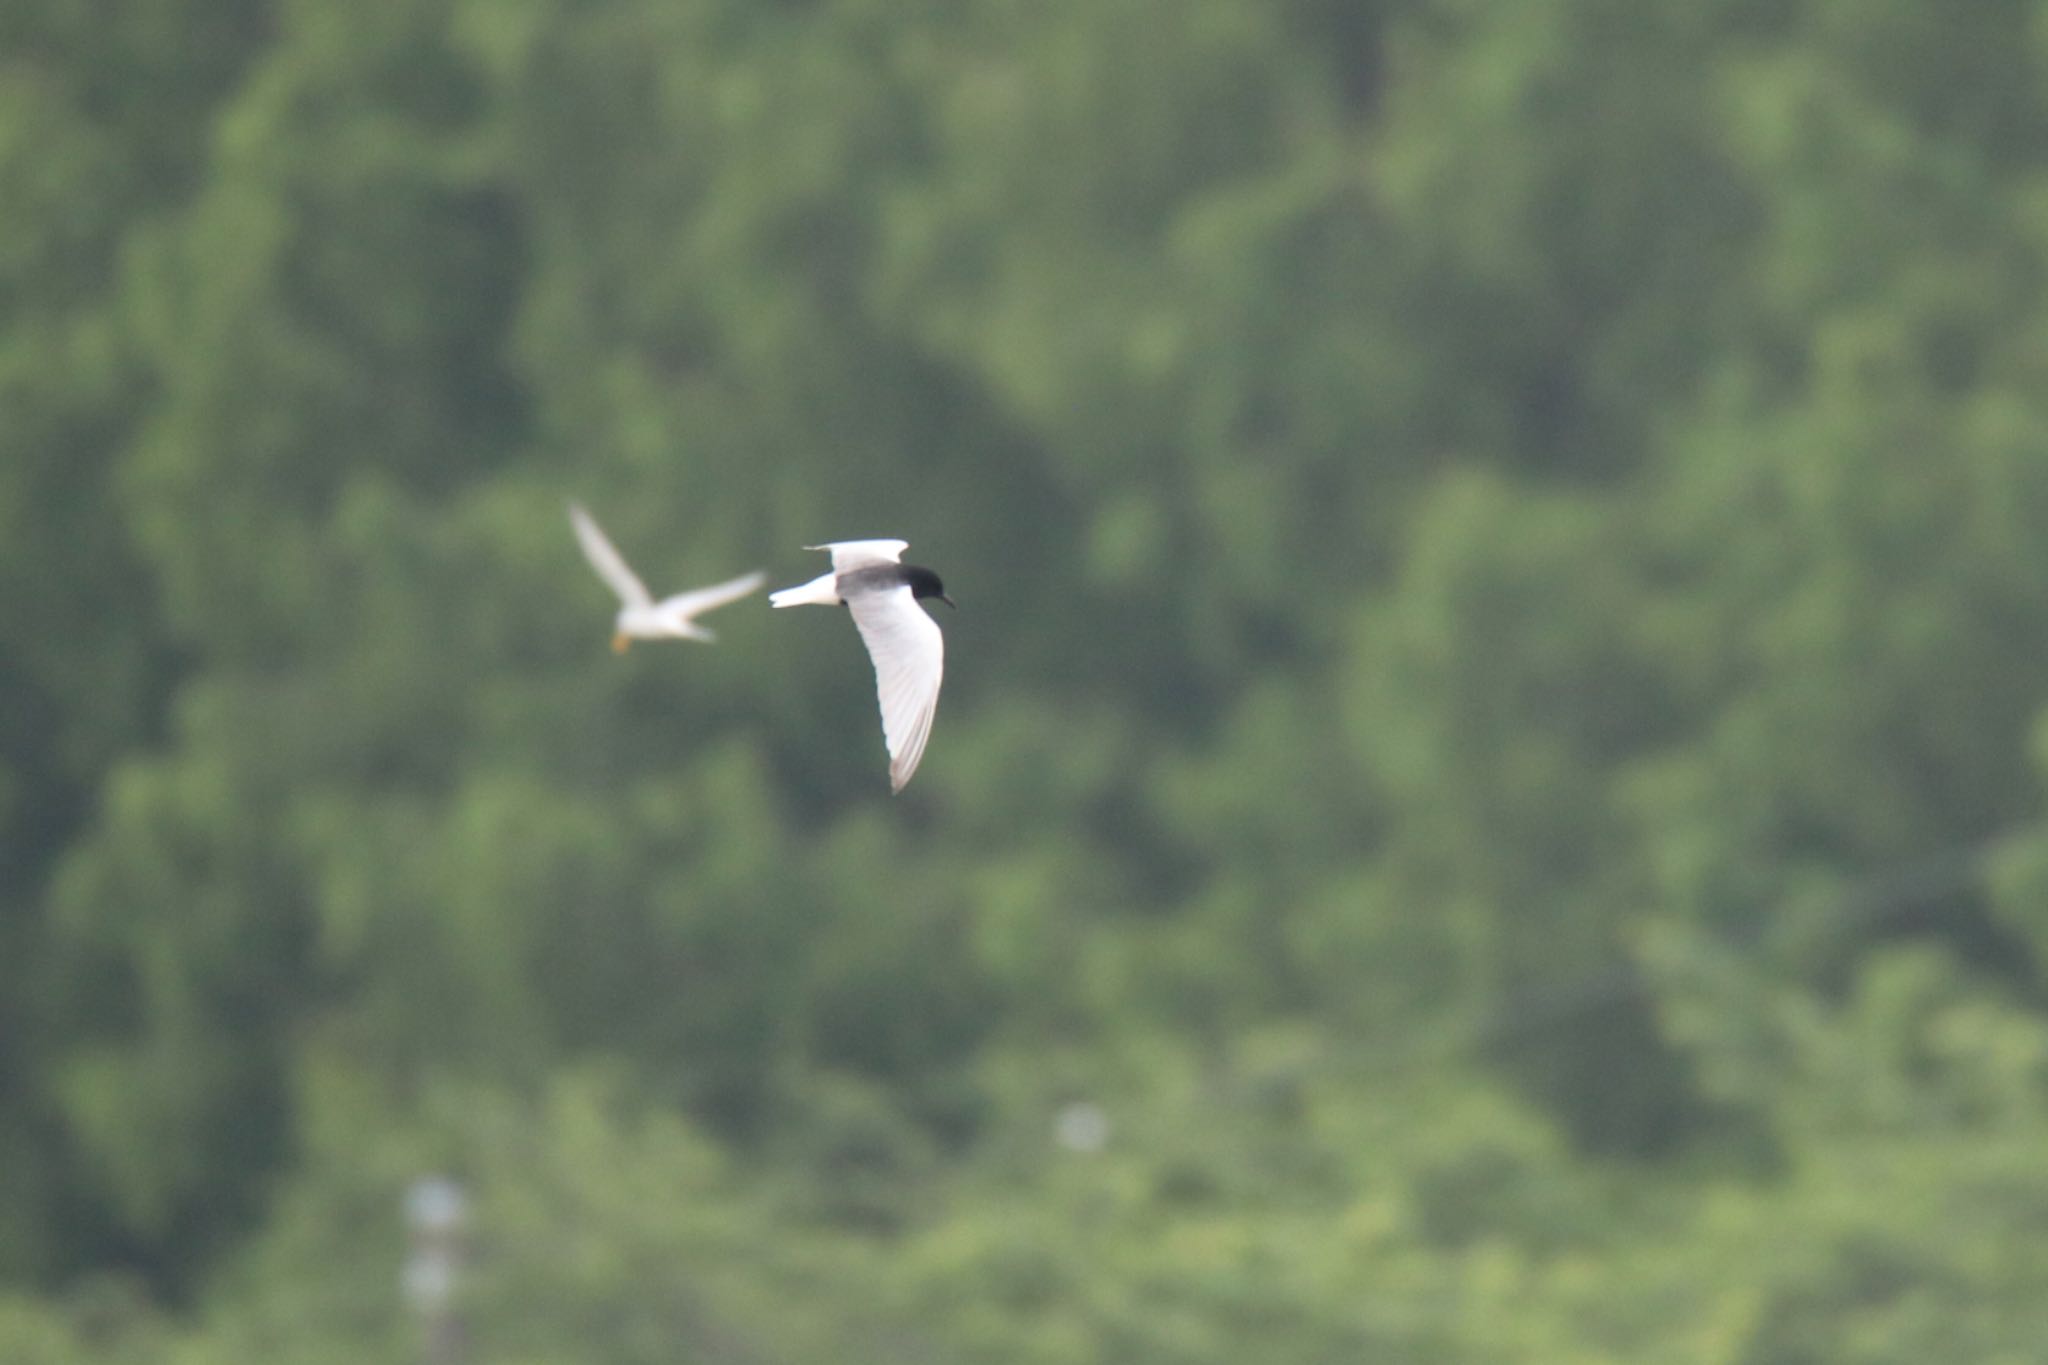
[769,572,840,608]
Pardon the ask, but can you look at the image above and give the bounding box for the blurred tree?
[5,0,2048,1353]
[0,0,274,1283]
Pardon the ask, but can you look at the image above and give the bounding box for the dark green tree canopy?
[5,0,2048,1358]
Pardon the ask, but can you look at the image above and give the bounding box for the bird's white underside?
[846,585,944,792]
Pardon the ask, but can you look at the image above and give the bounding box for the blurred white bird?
[771,539,953,792]
[569,502,764,652]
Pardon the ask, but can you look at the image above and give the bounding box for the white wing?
[655,570,766,623]
[808,539,909,573]
[570,503,653,608]
[846,585,944,792]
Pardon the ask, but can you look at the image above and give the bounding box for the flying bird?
[771,539,954,792]
[569,502,765,652]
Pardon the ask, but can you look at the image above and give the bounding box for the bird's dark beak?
[940,593,957,609]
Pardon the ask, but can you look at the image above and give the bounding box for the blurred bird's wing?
[655,570,767,623]
[808,539,909,573]
[570,503,653,608]
[846,585,944,792]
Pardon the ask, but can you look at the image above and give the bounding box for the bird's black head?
[904,564,956,608]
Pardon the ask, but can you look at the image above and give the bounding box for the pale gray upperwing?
[810,539,909,573]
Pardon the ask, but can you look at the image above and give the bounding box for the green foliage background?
[8,0,2048,1359]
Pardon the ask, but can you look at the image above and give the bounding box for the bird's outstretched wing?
[846,585,944,792]
[570,503,653,608]
[655,570,767,628]
[809,539,909,573]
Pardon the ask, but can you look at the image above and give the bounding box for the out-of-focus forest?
[9,0,2048,1359]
